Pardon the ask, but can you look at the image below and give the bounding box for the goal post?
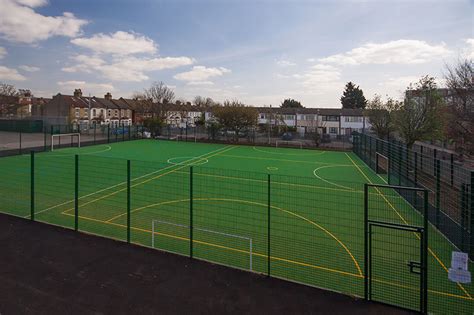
[376,152,389,174]
[176,134,197,142]
[275,140,303,149]
[51,133,81,151]
[152,219,252,271]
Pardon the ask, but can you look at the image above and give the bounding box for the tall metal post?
[30,151,35,220]
[422,189,429,314]
[75,154,79,231]
[450,154,454,187]
[364,184,369,300]
[127,160,131,243]
[470,172,474,258]
[435,160,441,228]
[190,166,193,258]
[267,174,271,276]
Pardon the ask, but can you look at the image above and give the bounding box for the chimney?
[105,92,112,100]
[73,89,82,97]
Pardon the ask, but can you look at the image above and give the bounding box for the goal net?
[275,140,303,149]
[176,135,197,142]
[51,133,80,151]
[376,152,389,174]
[152,219,253,271]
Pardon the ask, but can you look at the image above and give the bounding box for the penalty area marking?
[167,156,209,166]
[313,165,354,191]
[266,166,279,171]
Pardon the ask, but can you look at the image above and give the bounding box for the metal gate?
[364,184,428,314]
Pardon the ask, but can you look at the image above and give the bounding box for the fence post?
[461,184,467,252]
[128,125,131,141]
[420,146,423,171]
[388,141,392,184]
[93,123,96,145]
[470,172,474,258]
[43,128,47,152]
[369,136,373,168]
[435,159,441,228]
[30,151,35,221]
[414,152,418,186]
[190,166,193,259]
[364,183,368,300]
[127,160,131,243]
[398,145,402,186]
[19,131,22,154]
[267,174,271,277]
[450,154,454,187]
[433,149,437,176]
[107,125,110,143]
[422,189,429,314]
[75,154,79,231]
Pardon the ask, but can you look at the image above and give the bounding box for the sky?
[0,0,472,108]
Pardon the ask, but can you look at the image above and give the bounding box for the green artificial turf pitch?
[0,139,472,313]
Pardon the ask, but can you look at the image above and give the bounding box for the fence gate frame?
[364,183,429,314]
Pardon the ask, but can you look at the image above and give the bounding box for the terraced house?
[43,89,133,128]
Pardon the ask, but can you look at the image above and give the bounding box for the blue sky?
[0,0,472,107]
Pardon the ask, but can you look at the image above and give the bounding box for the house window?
[305,115,315,121]
[115,110,118,116]
[329,127,338,134]
[108,109,111,116]
[75,108,80,117]
[92,109,96,117]
[121,109,124,117]
[345,116,362,123]
[260,114,265,119]
[322,115,339,121]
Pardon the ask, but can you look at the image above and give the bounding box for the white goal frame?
[275,140,303,149]
[375,152,389,174]
[176,134,197,142]
[51,133,81,151]
[152,219,252,271]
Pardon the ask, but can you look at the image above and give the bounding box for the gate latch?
[407,261,422,274]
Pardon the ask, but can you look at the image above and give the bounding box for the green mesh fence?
[0,148,472,314]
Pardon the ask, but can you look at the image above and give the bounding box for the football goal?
[176,135,197,142]
[51,133,80,151]
[152,219,253,271]
[376,152,389,174]
[275,140,303,149]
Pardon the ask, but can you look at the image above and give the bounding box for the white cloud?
[0,0,88,43]
[187,81,214,86]
[57,80,115,95]
[276,59,296,67]
[306,58,316,63]
[462,38,474,59]
[0,46,6,59]
[62,54,194,82]
[71,31,157,56]
[0,65,27,81]
[19,65,40,72]
[174,66,230,84]
[319,40,451,65]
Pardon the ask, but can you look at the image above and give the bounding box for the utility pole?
[88,93,91,129]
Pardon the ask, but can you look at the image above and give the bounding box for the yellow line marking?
[221,153,352,166]
[345,153,473,299]
[312,165,355,191]
[63,211,362,278]
[173,170,357,194]
[61,146,236,215]
[61,211,472,301]
[252,146,327,156]
[372,277,473,301]
[32,145,233,218]
[105,197,363,277]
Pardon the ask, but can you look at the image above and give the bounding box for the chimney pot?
[105,92,112,100]
[73,89,82,97]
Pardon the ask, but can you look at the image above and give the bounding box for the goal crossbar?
[176,135,197,142]
[51,133,81,151]
[275,140,303,149]
[152,219,252,271]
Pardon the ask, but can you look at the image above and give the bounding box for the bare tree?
[365,94,401,140]
[0,83,19,97]
[142,81,176,120]
[0,83,20,118]
[396,76,446,148]
[213,99,258,141]
[444,59,474,156]
[194,96,216,107]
